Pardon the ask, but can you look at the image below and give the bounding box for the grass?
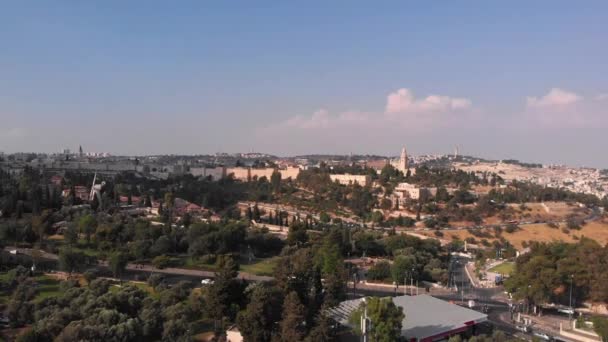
[179,255,280,276]
[420,218,608,250]
[240,257,280,276]
[0,273,62,304]
[488,262,515,275]
[182,257,217,271]
[33,275,62,302]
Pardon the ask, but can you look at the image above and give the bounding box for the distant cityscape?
[2,145,606,200]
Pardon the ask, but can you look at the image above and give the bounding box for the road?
[5,247,581,341]
[3,247,273,283]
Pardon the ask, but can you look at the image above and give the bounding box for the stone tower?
[398,147,408,173]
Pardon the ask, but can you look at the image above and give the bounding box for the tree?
[246,206,253,221]
[164,192,175,211]
[144,194,152,207]
[206,257,241,322]
[31,213,50,245]
[319,212,331,223]
[109,251,129,278]
[78,214,96,244]
[367,261,392,281]
[279,292,306,341]
[306,312,334,342]
[237,285,282,342]
[253,204,261,221]
[592,316,608,342]
[349,297,404,342]
[271,170,282,194]
[58,248,86,275]
[64,223,79,247]
[391,255,416,285]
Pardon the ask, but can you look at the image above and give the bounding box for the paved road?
[3,247,273,282]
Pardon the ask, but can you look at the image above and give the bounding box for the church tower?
[398,147,408,173]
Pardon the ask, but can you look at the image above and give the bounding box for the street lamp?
[361,298,369,342]
[569,274,574,320]
[411,267,415,296]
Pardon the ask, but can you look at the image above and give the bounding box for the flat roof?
[327,295,487,341]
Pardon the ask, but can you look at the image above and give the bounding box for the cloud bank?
[526,88,582,108]
[274,88,474,133]
[386,88,472,113]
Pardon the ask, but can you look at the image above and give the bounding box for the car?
[201,279,214,285]
[557,307,575,315]
[533,331,552,341]
[515,325,530,333]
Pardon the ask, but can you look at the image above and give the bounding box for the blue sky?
[1,1,607,167]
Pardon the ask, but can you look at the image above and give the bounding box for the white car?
[516,325,530,333]
[557,307,574,315]
[201,279,214,285]
[533,332,551,341]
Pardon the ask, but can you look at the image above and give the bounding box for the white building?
[393,183,436,205]
[330,174,371,186]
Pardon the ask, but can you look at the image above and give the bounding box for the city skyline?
[1,1,607,167]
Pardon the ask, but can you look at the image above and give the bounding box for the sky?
[1,1,607,167]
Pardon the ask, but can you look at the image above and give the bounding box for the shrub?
[152,255,172,269]
[366,261,392,282]
[434,230,444,237]
[505,224,519,234]
[83,270,98,284]
[147,273,165,288]
[566,216,583,230]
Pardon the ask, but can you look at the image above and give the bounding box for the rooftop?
[328,295,487,341]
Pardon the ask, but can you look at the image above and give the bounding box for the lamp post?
[353,273,358,297]
[361,298,369,342]
[569,274,574,320]
[411,267,415,296]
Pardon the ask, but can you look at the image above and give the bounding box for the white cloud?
[275,87,474,133]
[596,93,608,101]
[281,109,372,130]
[526,88,582,108]
[283,109,331,129]
[385,88,472,114]
[524,88,608,127]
